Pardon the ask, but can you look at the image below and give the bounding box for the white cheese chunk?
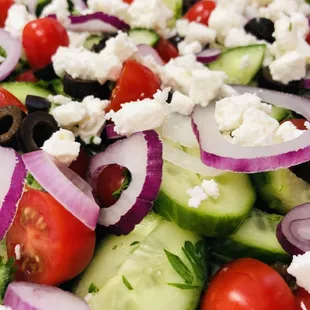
[201,179,220,199]
[275,121,305,142]
[87,0,129,21]
[41,0,69,24]
[169,91,195,116]
[178,41,203,55]
[224,28,257,48]
[186,186,208,208]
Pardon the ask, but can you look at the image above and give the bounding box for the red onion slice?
[4,281,90,310]
[192,85,310,173]
[0,147,26,240]
[196,48,221,64]
[304,78,310,89]
[105,123,125,140]
[88,130,163,235]
[22,151,99,230]
[137,44,165,66]
[0,30,22,81]
[276,203,310,256]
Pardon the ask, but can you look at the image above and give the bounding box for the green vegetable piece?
[130,241,140,246]
[167,283,200,290]
[122,275,134,291]
[0,257,16,302]
[26,173,44,191]
[88,283,99,294]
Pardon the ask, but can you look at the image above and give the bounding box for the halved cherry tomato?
[0,88,26,113]
[16,70,38,83]
[6,189,95,285]
[0,0,13,28]
[281,118,308,130]
[96,164,129,208]
[296,287,310,310]
[107,60,161,112]
[22,18,69,70]
[201,258,297,310]
[69,148,90,179]
[155,38,179,63]
[306,32,310,45]
[123,0,134,3]
[184,0,216,26]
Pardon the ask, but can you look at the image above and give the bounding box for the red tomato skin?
[123,0,134,3]
[6,190,96,285]
[0,88,26,113]
[201,258,297,310]
[16,70,38,83]
[296,288,310,310]
[306,32,310,45]
[184,0,216,26]
[107,60,161,112]
[0,0,13,27]
[155,38,179,63]
[281,118,307,130]
[22,18,69,70]
[69,148,90,179]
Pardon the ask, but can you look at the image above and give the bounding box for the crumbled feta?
[250,0,272,6]
[240,54,250,69]
[186,22,216,46]
[87,0,129,21]
[215,93,272,131]
[219,85,239,98]
[0,56,5,63]
[41,0,69,25]
[201,179,220,199]
[189,69,227,107]
[305,121,310,130]
[128,0,173,38]
[290,12,309,38]
[176,19,189,37]
[275,121,305,142]
[84,293,94,303]
[224,28,257,48]
[68,31,90,48]
[269,51,306,84]
[0,306,12,310]
[14,244,21,260]
[42,129,81,165]
[48,94,72,105]
[178,41,203,55]
[5,4,34,38]
[288,251,310,293]
[169,91,195,116]
[186,186,208,208]
[106,88,170,135]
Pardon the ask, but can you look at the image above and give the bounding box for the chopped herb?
[164,250,193,284]
[88,283,99,294]
[130,241,140,246]
[112,169,131,199]
[289,22,293,31]
[0,47,6,58]
[122,275,133,290]
[0,257,16,302]
[26,173,44,191]
[167,283,200,290]
[112,245,117,250]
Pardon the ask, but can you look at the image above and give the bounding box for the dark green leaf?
[0,257,16,302]
[122,275,134,290]
[112,169,132,199]
[130,241,140,246]
[112,245,117,250]
[164,250,193,284]
[88,283,99,294]
[26,173,44,191]
[167,283,200,290]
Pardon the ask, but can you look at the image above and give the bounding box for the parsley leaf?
[88,283,99,294]
[26,173,44,191]
[112,169,131,199]
[0,257,16,302]
[130,241,140,246]
[167,283,200,290]
[122,275,134,290]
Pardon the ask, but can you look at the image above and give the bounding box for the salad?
[1,0,310,309]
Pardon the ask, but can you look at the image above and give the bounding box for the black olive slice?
[182,0,200,14]
[91,33,118,53]
[34,63,58,81]
[0,105,24,147]
[63,73,112,100]
[18,111,59,152]
[244,18,275,43]
[25,95,51,114]
[168,34,184,48]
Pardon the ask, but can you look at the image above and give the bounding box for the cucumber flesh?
[128,28,160,47]
[252,169,310,214]
[211,209,290,263]
[270,106,291,122]
[154,161,256,237]
[163,0,182,21]
[209,44,266,85]
[0,82,51,104]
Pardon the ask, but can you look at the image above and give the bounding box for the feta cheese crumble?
[41,0,70,25]
[42,129,81,165]
[169,91,195,116]
[14,244,21,260]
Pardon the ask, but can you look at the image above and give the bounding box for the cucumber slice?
[163,0,182,21]
[252,169,310,214]
[211,209,290,263]
[270,106,291,122]
[128,28,160,47]
[154,161,256,237]
[208,44,266,85]
[83,35,102,50]
[0,82,51,104]
[75,214,207,310]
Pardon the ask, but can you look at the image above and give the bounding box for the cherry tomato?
[69,148,90,179]
[96,164,129,208]
[6,189,95,285]
[0,0,13,28]
[107,60,161,112]
[16,70,38,83]
[0,88,26,113]
[296,287,310,310]
[22,18,69,70]
[184,0,216,26]
[155,38,179,63]
[281,118,308,130]
[306,32,310,45]
[123,0,134,3]
[201,258,297,310]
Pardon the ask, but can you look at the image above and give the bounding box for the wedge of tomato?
[0,88,26,113]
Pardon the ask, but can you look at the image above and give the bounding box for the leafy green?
[130,241,140,246]
[112,169,132,199]
[88,283,99,294]
[26,173,44,191]
[167,283,200,290]
[112,245,117,250]
[122,275,134,291]
[0,257,16,302]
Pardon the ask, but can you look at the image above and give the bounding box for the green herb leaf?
[130,241,140,246]
[112,169,131,199]
[0,257,16,302]
[167,283,200,290]
[88,283,99,294]
[112,245,117,250]
[289,22,293,31]
[122,275,134,290]
[164,250,193,284]
[26,173,44,191]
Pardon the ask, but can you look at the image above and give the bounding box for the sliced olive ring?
[18,111,59,152]
[33,63,58,81]
[63,73,112,100]
[25,95,51,114]
[91,33,118,53]
[0,105,25,147]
